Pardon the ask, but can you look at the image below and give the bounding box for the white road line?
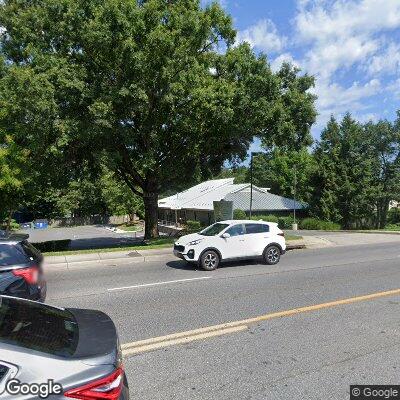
[107,277,211,292]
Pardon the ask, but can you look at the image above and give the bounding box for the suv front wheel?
[200,250,220,271]
[264,245,281,265]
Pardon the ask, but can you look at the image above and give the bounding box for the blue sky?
[204,0,400,144]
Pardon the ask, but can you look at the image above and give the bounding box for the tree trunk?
[6,210,12,233]
[379,200,389,229]
[143,190,159,239]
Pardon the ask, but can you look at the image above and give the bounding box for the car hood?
[176,233,204,245]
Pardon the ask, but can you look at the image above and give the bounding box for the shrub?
[385,223,400,231]
[387,208,400,224]
[278,216,294,229]
[32,239,71,253]
[251,214,279,223]
[299,218,340,231]
[185,220,202,233]
[233,209,247,220]
[0,219,20,231]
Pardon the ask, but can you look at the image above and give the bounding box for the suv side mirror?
[221,232,230,239]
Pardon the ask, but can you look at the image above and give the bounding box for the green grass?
[286,235,303,241]
[117,223,143,232]
[43,237,175,256]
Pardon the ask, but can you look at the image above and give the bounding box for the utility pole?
[249,152,261,219]
[293,164,297,229]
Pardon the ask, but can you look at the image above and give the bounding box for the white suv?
[173,220,286,271]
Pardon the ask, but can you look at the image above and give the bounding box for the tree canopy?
[0,0,317,237]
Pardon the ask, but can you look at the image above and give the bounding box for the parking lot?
[25,225,145,249]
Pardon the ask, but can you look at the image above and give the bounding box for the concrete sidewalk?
[43,240,311,270]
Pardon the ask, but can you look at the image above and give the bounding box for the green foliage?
[385,224,400,231]
[251,214,279,223]
[299,218,340,231]
[277,216,294,229]
[0,0,316,238]
[311,114,379,229]
[0,218,19,231]
[233,209,247,219]
[216,167,248,184]
[388,208,400,224]
[251,149,316,204]
[185,220,202,233]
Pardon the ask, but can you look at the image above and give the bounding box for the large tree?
[365,117,400,228]
[250,148,316,204]
[0,0,316,238]
[312,114,377,228]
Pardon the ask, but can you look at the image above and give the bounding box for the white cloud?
[296,0,400,44]
[367,42,400,76]
[295,0,400,78]
[290,0,400,131]
[311,78,381,130]
[237,19,286,53]
[270,52,299,72]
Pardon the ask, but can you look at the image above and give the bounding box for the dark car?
[0,232,46,301]
[0,296,129,399]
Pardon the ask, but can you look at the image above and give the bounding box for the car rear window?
[245,223,269,234]
[0,244,30,266]
[0,297,79,357]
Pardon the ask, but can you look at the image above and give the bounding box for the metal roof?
[225,190,305,211]
[159,179,305,212]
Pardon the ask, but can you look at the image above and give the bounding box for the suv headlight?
[187,239,203,246]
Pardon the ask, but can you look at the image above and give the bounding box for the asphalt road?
[45,240,400,400]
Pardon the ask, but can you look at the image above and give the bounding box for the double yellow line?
[122,288,400,357]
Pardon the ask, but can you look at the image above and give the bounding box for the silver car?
[0,296,129,399]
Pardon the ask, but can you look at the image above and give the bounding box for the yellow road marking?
[122,288,400,357]
[123,326,248,356]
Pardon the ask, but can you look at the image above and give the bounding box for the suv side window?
[225,224,245,236]
[0,244,29,266]
[245,223,269,234]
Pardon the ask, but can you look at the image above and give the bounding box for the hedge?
[32,240,71,253]
[299,218,340,230]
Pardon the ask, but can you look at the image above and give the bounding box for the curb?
[44,243,307,270]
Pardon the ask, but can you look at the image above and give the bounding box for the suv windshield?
[0,297,79,357]
[199,223,229,236]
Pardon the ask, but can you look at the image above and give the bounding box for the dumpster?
[33,219,49,229]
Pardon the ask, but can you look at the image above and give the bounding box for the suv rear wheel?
[200,250,220,271]
[264,245,281,265]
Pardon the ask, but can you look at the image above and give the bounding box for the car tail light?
[278,232,285,237]
[64,368,124,400]
[12,267,39,284]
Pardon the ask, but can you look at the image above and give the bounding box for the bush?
[32,239,71,253]
[0,219,20,231]
[251,214,279,223]
[388,208,400,224]
[185,220,202,233]
[233,209,247,220]
[278,216,294,229]
[299,218,340,231]
[385,223,400,231]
